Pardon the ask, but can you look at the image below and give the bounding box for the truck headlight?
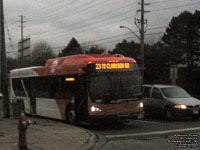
[136,102,143,108]
[91,106,102,112]
[174,105,187,109]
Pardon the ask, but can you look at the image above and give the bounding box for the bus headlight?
[174,105,187,109]
[136,102,143,108]
[91,106,102,112]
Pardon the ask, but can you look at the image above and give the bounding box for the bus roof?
[10,54,136,78]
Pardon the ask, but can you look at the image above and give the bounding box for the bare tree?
[81,41,91,54]
[145,32,163,45]
[81,42,105,54]
[7,56,18,71]
[31,41,55,66]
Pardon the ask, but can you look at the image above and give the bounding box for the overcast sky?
[4,0,200,56]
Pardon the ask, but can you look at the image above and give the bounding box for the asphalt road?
[85,116,200,150]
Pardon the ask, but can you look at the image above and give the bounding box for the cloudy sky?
[4,0,200,56]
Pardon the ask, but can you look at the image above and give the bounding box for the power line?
[31,17,167,43]
[32,15,136,42]
[50,27,166,50]
[6,0,197,27]
[9,0,68,19]
[4,18,14,52]
[84,26,167,44]
[25,0,172,24]
[96,32,165,45]
[27,0,111,22]
[26,0,91,21]
[27,1,136,28]
[7,0,196,33]
[31,9,135,37]
[8,29,166,55]
[11,13,167,45]
[7,0,113,33]
[5,0,79,26]
[51,31,165,53]
[7,0,200,48]
[29,1,199,39]
[10,0,177,24]
[150,1,200,12]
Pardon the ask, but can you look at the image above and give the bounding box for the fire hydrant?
[18,113,31,150]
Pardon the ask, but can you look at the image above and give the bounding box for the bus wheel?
[66,106,76,125]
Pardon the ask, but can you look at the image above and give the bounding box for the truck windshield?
[89,71,142,104]
[161,87,191,98]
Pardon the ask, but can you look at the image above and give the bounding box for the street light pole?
[119,25,144,83]
[120,0,146,85]
[119,26,140,41]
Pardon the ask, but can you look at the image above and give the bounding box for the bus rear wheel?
[66,106,76,125]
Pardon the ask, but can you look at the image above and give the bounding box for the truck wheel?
[66,105,76,125]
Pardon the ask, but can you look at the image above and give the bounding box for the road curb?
[92,133,107,150]
[78,130,97,150]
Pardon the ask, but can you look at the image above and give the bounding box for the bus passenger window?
[52,76,76,100]
[13,79,25,96]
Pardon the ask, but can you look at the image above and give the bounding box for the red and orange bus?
[9,54,144,124]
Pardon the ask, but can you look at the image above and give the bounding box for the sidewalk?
[0,117,97,150]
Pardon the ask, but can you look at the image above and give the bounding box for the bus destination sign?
[86,62,136,73]
[96,62,130,70]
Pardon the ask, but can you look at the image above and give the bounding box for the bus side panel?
[12,96,31,114]
[56,99,72,120]
[24,97,31,113]
[9,78,16,103]
[36,98,62,119]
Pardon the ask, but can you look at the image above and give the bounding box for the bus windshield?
[89,71,142,104]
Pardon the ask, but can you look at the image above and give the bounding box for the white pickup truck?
[143,84,200,119]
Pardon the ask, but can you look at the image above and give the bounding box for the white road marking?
[134,120,161,124]
[106,127,200,139]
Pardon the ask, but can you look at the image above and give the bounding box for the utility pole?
[18,15,30,68]
[0,0,3,136]
[135,0,150,84]
[140,0,145,85]
[20,15,24,67]
[0,0,9,118]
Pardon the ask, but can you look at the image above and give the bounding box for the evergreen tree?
[162,11,200,70]
[58,37,82,57]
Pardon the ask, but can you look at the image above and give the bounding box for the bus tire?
[65,105,76,125]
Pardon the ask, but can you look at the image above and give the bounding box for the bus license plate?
[193,110,199,114]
